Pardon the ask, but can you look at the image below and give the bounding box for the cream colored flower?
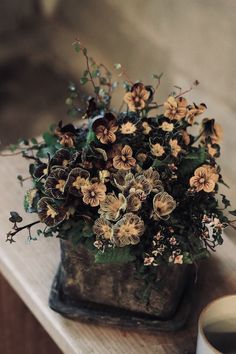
[186,103,207,125]
[93,218,113,240]
[151,143,165,157]
[113,213,145,247]
[169,139,181,157]
[124,83,149,112]
[99,193,127,221]
[164,96,187,120]
[152,192,176,220]
[113,145,136,170]
[127,175,152,197]
[81,182,106,207]
[126,193,142,212]
[142,168,164,193]
[112,170,135,192]
[120,121,137,135]
[142,121,152,135]
[160,121,174,132]
[93,114,118,144]
[189,165,217,193]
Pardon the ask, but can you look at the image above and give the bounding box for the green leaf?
[179,147,206,176]
[229,209,236,216]
[31,138,38,145]
[80,77,88,85]
[91,69,100,78]
[42,132,57,146]
[9,211,22,223]
[86,129,96,145]
[73,42,81,53]
[95,246,136,264]
[36,146,56,158]
[67,107,79,117]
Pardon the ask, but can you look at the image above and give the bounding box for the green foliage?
[179,147,207,176]
[95,246,136,264]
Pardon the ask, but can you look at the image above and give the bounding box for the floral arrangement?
[4,42,236,271]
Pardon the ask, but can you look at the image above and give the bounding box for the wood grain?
[0,154,236,354]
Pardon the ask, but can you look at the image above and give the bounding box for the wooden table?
[0,154,236,354]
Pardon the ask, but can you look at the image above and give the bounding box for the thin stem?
[7,220,40,243]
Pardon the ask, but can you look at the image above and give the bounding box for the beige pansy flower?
[113,145,136,170]
[81,182,106,207]
[113,213,145,247]
[99,193,127,221]
[169,139,181,157]
[189,165,218,193]
[126,193,142,212]
[124,83,150,112]
[93,114,118,144]
[93,218,113,241]
[160,121,174,132]
[142,168,164,193]
[120,121,137,135]
[186,103,207,125]
[151,142,165,157]
[152,192,176,220]
[164,96,187,120]
[142,121,152,135]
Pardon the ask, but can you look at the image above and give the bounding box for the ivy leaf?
[95,246,136,264]
[73,42,81,53]
[9,211,22,223]
[80,77,89,85]
[42,132,57,146]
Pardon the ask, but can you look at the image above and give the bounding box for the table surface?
[0,154,236,354]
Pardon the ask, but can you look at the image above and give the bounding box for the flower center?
[90,191,96,197]
[46,205,57,219]
[56,179,66,192]
[199,177,206,183]
[121,155,127,162]
[103,128,108,135]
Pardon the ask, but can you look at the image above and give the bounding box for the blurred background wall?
[0,0,235,352]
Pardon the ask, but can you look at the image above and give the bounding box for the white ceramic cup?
[196,295,236,354]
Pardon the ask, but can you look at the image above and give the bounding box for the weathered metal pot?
[49,240,194,331]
